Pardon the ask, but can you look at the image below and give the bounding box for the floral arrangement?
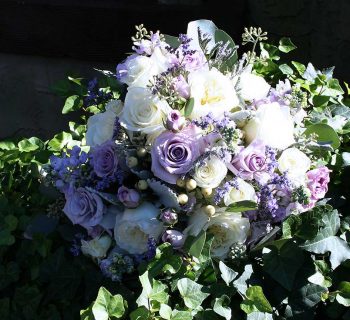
[37,20,350,319]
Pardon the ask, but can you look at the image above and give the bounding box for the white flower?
[119,87,172,134]
[278,148,311,185]
[85,100,123,146]
[185,207,250,259]
[243,102,295,150]
[114,202,163,254]
[192,155,228,188]
[235,72,270,101]
[224,178,256,206]
[117,47,169,88]
[81,235,112,259]
[188,68,239,119]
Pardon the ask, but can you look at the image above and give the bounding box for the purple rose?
[166,110,186,132]
[162,230,185,249]
[183,51,206,72]
[228,139,268,181]
[63,187,105,229]
[117,186,140,208]
[151,125,205,184]
[172,75,190,99]
[307,166,330,201]
[91,141,118,178]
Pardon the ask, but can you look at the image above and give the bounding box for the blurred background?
[1,0,350,140]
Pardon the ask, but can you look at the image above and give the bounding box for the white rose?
[119,87,172,134]
[81,235,112,259]
[114,202,163,254]
[85,100,123,146]
[224,178,256,206]
[185,207,250,259]
[188,68,239,119]
[192,155,228,188]
[243,102,295,149]
[278,148,311,185]
[117,47,169,88]
[235,72,270,101]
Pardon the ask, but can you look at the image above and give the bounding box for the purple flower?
[91,141,118,178]
[183,51,206,71]
[307,166,330,201]
[117,186,140,208]
[228,139,268,181]
[160,210,178,225]
[172,75,190,99]
[162,230,185,249]
[151,125,205,184]
[63,187,105,229]
[166,110,186,132]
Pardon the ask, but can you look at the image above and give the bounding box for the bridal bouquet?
[43,20,350,319]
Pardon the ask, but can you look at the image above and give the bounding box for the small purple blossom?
[214,179,239,205]
[160,210,178,225]
[162,230,185,249]
[166,110,186,132]
[117,186,140,208]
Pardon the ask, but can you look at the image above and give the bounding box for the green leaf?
[226,200,258,212]
[177,278,210,310]
[48,132,73,151]
[279,37,297,53]
[92,287,125,320]
[219,261,238,286]
[300,210,350,269]
[0,141,16,150]
[187,230,206,258]
[159,304,172,320]
[312,95,330,108]
[5,215,18,231]
[247,312,273,320]
[130,306,150,320]
[214,29,238,68]
[336,281,350,307]
[18,137,44,152]
[241,286,273,314]
[233,264,253,295]
[260,43,280,61]
[62,95,82,114]
[80,304,94,320]
[164,35,180,48]
[279,64,293,76]
[263,241,305,291]
[171,310,192,320]
[213,295,231,320]
[0,229,15,246]
[304,123,341,149]
[291,61,306,76]
[289,283,326,312]
[184,98,195,118]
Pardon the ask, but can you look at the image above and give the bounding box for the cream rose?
[192,155,228,188]
[224,178,256,206]
[119,87,172,134]
[185,207,250,259]
[235,72,270,101]
[243,102,295,150]
[81,235,112,259]
[85,100,123,147]
[278,148,311,185]
[188,68,239,119]
[114,202,163,254]
[116,47,169,88]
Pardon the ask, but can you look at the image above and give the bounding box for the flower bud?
[118,186,140,208]
[162,230,185,249]
[137,180,148,190]
[204,205,215,217]
[201,187,213,198]
[127,156,138,168]
[172,75,190,99]
[176,178,186,188]
[186,179,197,191]
[137,147,147,158]
[166,110,186,132]
[178,194,188,205]
[160,210,178,225]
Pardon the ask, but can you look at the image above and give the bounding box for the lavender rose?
[151,125,204,184]
[228,139,268,181]
[91,141,118,178]
[307,166,330,201]
[63,187,105,229]
[166,110,186,132]
[172,75,190,99]
[118,186,140,208]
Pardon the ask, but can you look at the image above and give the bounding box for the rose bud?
[117,186,140,208]
[162,230,185,249]
[160,210,178,225]
[166,110,186,132]
[172,75,190,99]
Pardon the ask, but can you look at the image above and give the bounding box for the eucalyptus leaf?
[184,98,195,118]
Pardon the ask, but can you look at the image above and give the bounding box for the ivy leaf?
[289,283,326,313]
[130,306,150,320]
[336,281,350,307]
[219,261,238,286]
[213,295,231,320]
[80,304,94,320]
[291,61,306,76]
[91,287,125,320]
[233,264,253,295]
[159,304,172,320]
[48,132,73,151]
[62,95,82,114]
[171,310,193,320]
[247,312,273,320]
[18,137,44,152]
[184,98,195,118]
[226,200,258,212]
[300,210,350,269]
[177,278,210,310]
[279,37,297,53]
[183,230,206,258]
[241,286,273,314]
[279,64,293,76]
[263,241,305,291]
